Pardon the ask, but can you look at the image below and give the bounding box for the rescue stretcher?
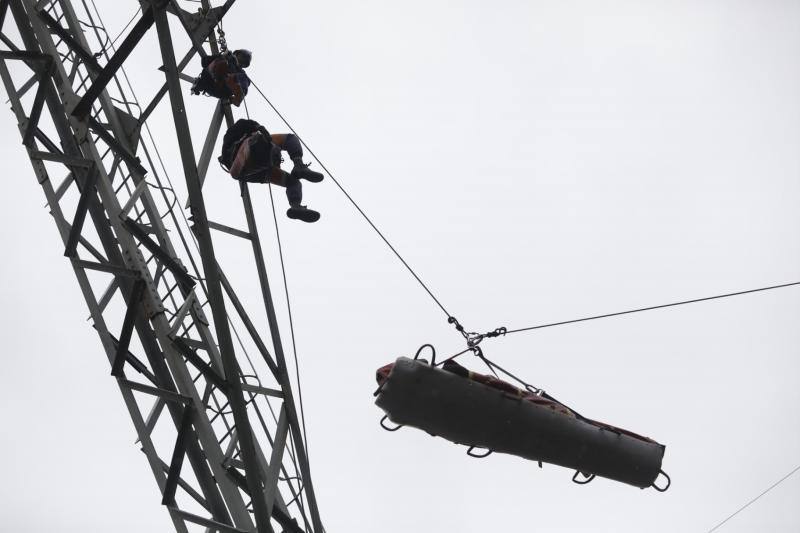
[375,355,669,490]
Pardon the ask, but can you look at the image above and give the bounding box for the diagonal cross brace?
[138,1,234,125]
[0,50,54,146]
[108,333,157,384]
[162,405,194,506]
[37,9,101,73]
[31,126,60,153]
[153,3,273,527]
[86,116,147,176]
[0,0,9,32]
[171,337,228,392]
[64,167,99,257]
[166,0,208,60]
[21,68,48,146]
[123,217,196,290]
[111,278,146,377]
[71,5,155,119]
[225,468,305,533]
[263,405,289,519]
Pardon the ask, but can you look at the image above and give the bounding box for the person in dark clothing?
[220,119,324,223]
[191,49,251,106]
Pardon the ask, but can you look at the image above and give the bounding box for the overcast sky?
[1,1,799,532]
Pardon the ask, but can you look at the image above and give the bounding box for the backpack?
[191,54,223,97]
[219,119,262,170]
[200,53,220,69]
[219,119,281,180]
[191,54,249,105]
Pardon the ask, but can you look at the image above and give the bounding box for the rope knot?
[448,316,465,333]
[485,326,507,338]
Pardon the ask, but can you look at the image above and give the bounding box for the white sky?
[0,1,799,532]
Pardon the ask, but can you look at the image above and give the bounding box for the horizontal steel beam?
[30,150,93,167]
[169,508,249,533]
[240,383,283,399]
[0,48,48,62]
[208,220,250,240]
[73,259,139,278]
[120,379,192,404]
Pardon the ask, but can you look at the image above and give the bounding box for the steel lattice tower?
[0,1,323,531]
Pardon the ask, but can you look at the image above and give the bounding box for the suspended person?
[219,119,324,223]
[191,49,252,106]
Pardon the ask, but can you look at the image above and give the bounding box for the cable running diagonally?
[248,82,800,349]
[706,464,800,532]
[503,281,800,335]
[266,182,311,460]
[249,81,453,321]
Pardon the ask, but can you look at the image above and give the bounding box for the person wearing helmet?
[220,119,325,223]
[191,49,252,106]
[232,49,251,68]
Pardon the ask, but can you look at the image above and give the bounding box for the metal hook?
[413,344,436,366]
[379,415,403,432]
[467,331,484,347]
[524,384,544,396]
[572,471,595,485]
[466,446,493,458]
[651,469,671,492]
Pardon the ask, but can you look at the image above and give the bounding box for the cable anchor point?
[448,317,507,356]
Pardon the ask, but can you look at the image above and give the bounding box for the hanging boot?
[287,203,321,223]
[291,157,324,183]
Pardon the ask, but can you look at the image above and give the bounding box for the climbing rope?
[707,464,800,532]
[266,182,311,461]
[246,81,800,362]
[249,81,456,324]
[440,281,800,367]
[502,281,800,336]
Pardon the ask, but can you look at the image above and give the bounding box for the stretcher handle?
[379,415,404,432]
[572,471,595,485]
[651,469,671,492]
[413,344,436,366]
[466,446,493,458]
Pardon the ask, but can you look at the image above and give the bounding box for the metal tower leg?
[0,0,326,530]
